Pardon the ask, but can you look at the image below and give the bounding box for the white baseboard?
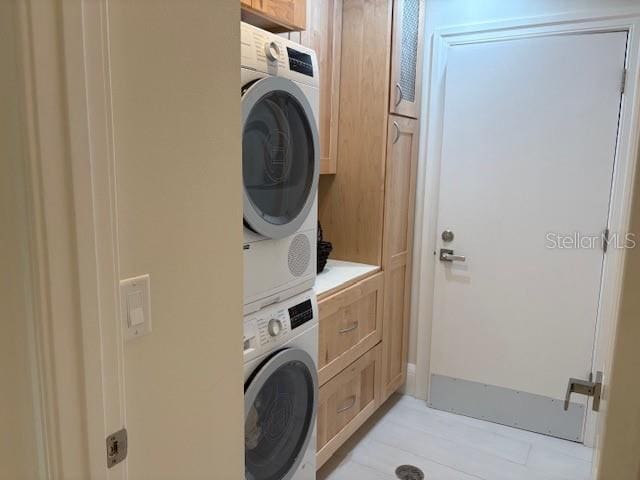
[401,363,417,396]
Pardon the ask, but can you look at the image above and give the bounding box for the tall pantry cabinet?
[381,0,425,401]
[381,115,420,400]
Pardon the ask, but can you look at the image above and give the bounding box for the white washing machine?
[243,290,318,480]
[241,22,319,314]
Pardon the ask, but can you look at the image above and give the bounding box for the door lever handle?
[439,249,466,262]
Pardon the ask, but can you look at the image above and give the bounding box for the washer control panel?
[243,291,317,360]
[255,311,290,347]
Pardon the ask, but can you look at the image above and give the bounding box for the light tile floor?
[318,395,593,480]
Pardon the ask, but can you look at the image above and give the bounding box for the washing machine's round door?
[242,76,319,240]
[244,348,318,480]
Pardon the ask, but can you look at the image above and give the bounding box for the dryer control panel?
[287,48,314,77]
[241,22,318,88]
[243,290,318,362]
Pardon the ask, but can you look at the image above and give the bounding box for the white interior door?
[429,32,626,442]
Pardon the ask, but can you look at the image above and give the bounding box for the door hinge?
[106,428,128,468]
[603,228,610,253]
[621,69,627,94]
[564,371,603,412]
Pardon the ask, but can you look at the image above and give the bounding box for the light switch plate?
[120,274,152,341]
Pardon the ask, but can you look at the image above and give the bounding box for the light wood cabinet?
[381,115,419,400]
[312,0,421,468]
[316,344,382,469]
[389,0,425,118]
[318,272,383,385]
[241,0,307,32]
[318,0,393,265]
[302,0,343,174]
[279,2,343,174]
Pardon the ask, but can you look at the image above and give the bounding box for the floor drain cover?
[395,465,425,480]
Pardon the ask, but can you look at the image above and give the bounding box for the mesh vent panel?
[399,0,419,102]
[288,234,311,277]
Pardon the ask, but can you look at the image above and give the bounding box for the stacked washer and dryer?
[241,22,320,480]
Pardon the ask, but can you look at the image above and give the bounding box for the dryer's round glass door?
[244,349,317,480]
[242,77,319,240]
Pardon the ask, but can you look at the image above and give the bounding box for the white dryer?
[243,290,318,480]
[241,22,319,314]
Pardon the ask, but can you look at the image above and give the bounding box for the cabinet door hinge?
[621,69,627,94]
[603,228,610,253]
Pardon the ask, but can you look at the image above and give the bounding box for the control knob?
[267,318,283,337]
[264,41,281,62]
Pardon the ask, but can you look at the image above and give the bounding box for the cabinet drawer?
[318,272,383,385]
[316,344,382,469]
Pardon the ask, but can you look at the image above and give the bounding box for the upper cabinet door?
[302,0,343,174]
[242,0,307,32]
[389,0,425,118]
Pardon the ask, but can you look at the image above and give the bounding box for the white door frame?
[412,7,640,449]
[16,0,127,478]
[60,0,128,478]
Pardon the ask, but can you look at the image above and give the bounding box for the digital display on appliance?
[289,299,314,329]
[287,48,314,77]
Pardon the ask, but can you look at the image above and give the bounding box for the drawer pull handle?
[339,321,359,334]
[336,395,357,413]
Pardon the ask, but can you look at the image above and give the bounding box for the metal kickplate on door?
[428,374,585,442]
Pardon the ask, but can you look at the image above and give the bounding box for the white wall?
[108,1,244,477]
[597,163,640,479]
[409,0,640,387]
[0,1,44,477]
